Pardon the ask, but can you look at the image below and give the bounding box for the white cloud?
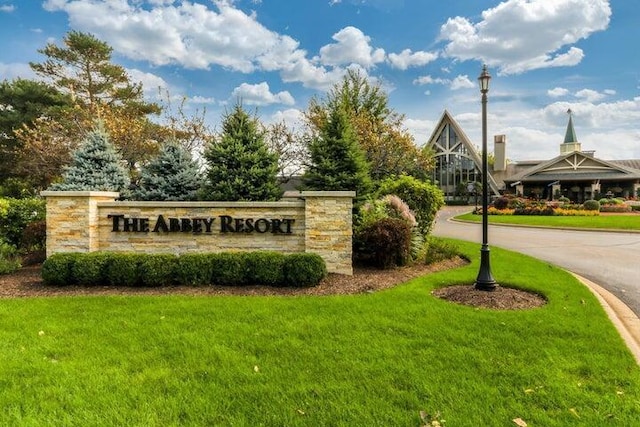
[0,62,37,80]
[269,108,305,129]
[575,88,606,102]
[405,118,437,146]
[127,68,170,99]
[449,75,474,90]
[438,0,611,74]
[318,26,385,68]
[548,87,569,97]
[413,75,448,85]
[387,49,438,70]
[190,95,215,104]
[0,4,15,12]
[41,0,356,91]
[231,82,295,106]
[412,74,473,90]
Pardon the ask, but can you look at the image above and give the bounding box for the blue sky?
[1,0,639,161]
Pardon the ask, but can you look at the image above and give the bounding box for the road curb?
[571,272,640,365]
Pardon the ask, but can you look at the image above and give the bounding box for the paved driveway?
[433,207,640,316]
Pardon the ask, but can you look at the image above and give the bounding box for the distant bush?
[138,254,178,287]
[41,253,79,286]
[245,251,286,286]
[557,196,571,203]
[582,199,600,211]
[107,253,142,287]
[176,253,213,286]
[492,197,509,210]
[355,217,412,269]
[0,239,21,275]
[42,251,328,287]
[377,175,444,235]
[72,252,113,286]
[424,237,461,265]
[282,253,327,287]
[0,197,46,248]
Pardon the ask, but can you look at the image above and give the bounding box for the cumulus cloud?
[127,68,170,99]
[318,26,385,68]
[449,75,474,90]
[231,82,295,106]
[548,87,569,97]
[438,0,611,74]
[0,4,15,12]
[0,62,37,80]
[575,88,606,102]
[413,74,473,90]
[387,49,438,70]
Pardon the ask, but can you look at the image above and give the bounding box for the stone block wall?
[41,191,354,275]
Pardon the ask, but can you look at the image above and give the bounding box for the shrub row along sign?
[108,214,295,234]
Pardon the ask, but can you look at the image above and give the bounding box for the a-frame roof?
[426,110,501,195]
[504,151,640,183]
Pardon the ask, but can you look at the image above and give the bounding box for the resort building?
[425,110,640,202]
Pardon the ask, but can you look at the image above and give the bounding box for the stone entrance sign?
[41,190,355,275]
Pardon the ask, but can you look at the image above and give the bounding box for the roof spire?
[564,108,578,144]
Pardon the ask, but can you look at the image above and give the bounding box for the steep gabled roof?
[426,110,501,195]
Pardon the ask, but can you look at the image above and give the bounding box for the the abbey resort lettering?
[108,214,295,235]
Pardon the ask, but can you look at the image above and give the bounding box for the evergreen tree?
[201,105,282,201]
[302,106,372,200]
[49,125,130,192]
[133,141,201,201]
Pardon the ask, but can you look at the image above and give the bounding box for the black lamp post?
[474,65,497,291]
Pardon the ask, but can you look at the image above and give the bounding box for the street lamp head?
[478,64,491,94]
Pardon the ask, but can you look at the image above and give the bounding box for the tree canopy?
[201,105,282,201]
[305,69,433,181]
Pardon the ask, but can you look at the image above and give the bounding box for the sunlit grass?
[457,212,640,230]
[0,239,639,426]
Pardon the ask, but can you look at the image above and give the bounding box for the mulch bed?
[0,257,546,310]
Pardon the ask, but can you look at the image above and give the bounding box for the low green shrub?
[41,252,79,286]
[72,252,113,286]
[245,251,286,286]
[107,253,142,287]
[0,197,46,248]
[211,252,247,286]
[41,251,329,288]
[176,253,214,286]
[557,196,571,203]
[0,240,21,275]
[138,254,178,287]
[424,237,461,265]
[282,253,327,287]
[582,199,601,211]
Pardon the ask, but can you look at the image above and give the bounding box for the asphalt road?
[433,207,640,316]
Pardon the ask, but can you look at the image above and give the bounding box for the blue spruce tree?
[49,125,130,192]
[133,141,202,201]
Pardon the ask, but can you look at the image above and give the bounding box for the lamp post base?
[474,245,497,291]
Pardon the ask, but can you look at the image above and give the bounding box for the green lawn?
[456,212,640,230]
[1,240,639,426]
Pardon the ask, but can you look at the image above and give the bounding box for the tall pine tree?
[303,106,372,200]
[48,124,130,193]
[133,141,201,201]
[201,105,282,201]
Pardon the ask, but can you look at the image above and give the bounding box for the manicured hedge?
[42,251,327,288]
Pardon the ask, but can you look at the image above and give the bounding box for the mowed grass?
[457,212,640,231]
[1,240,639,426]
